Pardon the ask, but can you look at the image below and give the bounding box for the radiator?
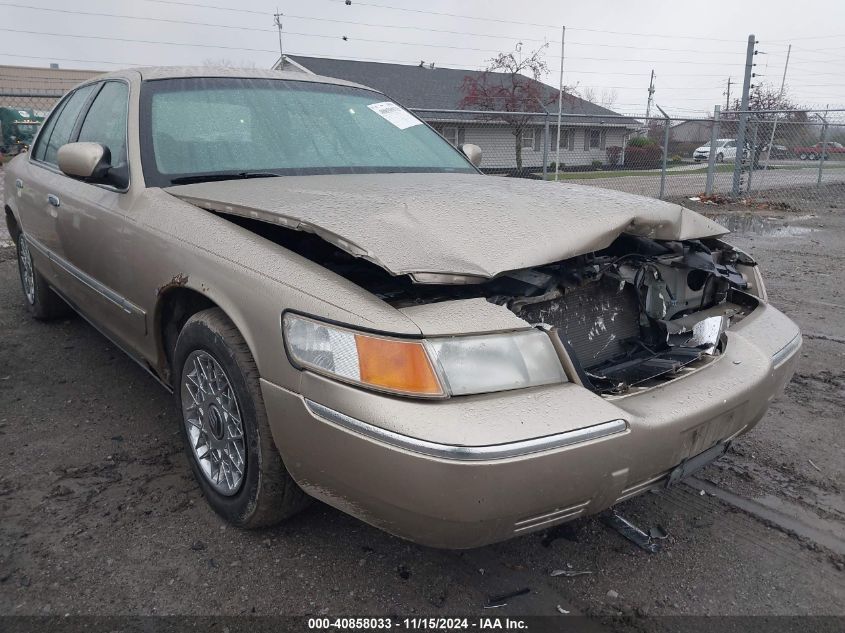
[517,278,642,369]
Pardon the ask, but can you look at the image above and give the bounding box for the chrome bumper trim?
[303,399,627,461]
[772,333,802,367]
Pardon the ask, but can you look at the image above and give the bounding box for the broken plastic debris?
[485,587,530,608]
[602,513,661,553]
[550,569,593,577]
[648,526,669,540]
[665,314,728,354]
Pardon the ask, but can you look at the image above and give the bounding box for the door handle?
[47,194,61,208]
[15,179,23,190]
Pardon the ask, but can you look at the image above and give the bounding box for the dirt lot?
[1,179,843,625]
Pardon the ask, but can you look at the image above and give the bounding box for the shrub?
[606,146,622,166]
[671,154,683,162]
[591,159,603,169]
[624,145,663,169]
[627,136,656,148]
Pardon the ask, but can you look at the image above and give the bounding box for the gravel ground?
[1,178,843,624]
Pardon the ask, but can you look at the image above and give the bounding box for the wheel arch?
[5,204,21,242]
[154,286,260,388]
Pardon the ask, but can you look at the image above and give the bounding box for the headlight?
[283,313,567,398]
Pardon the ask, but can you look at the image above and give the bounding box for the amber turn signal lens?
[355,335,443,396]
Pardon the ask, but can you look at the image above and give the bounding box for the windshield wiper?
[169,172,281,185]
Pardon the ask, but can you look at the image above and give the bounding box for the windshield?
[140,77,475,186]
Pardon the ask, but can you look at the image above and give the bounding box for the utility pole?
[731,34,756,196]
[645,69,655,121]
[555,25,565,182]
[274,9,284,69]
[757,43,791,186]
[724,77,732,111]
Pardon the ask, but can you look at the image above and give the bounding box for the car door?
[722,141,737,160]
[51,79,147,353]
[15,84,98,268]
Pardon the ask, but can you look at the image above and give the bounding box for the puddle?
[706,213,817,237]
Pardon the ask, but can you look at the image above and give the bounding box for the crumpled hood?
[166,173,728,281]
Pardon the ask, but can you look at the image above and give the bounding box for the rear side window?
[39,84,97,165]
[78,81,129,169]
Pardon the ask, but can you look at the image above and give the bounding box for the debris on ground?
[606,590,620,600]
[556,605,570,614]
[808,459,823,473]
[648,526,669,540]
[485,587,530,608]
[691,193,794,211]
[602,513,662,553]
[550,569,593,578]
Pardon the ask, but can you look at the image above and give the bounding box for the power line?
[138,0,752,43]
[0,27,753,68]
[1,3,751,57]
[0,2,275,34]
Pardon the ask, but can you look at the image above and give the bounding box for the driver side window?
[33,84,97,165]
[77,81,129,170]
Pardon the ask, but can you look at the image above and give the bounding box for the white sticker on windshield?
[367,102,423,130]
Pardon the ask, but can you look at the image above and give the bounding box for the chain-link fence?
[0,91,61,158]
[414,107,845,207]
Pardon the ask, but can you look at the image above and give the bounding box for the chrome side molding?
[304,399,627,461]
[23,233,145,318]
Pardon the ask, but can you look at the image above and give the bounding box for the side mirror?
[461,143,482,167]
[58,142,111,180]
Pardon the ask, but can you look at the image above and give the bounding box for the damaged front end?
[287,230,759,397]
[201,212,760,397]
[504,234,759,395]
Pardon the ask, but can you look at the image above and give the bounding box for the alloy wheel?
[18,235,36,305]
[181,350,247,496]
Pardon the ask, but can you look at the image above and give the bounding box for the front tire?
[174,308,309,528]
[716,152,724,163]
[15,233,70,320]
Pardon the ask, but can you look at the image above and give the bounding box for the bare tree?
[600,88,618,109]
[459,44,559,171]
[726,82,813,149]
[582,87,618,109]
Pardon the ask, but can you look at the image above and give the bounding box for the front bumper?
[261,302,801,549]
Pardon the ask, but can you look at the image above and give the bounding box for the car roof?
[74,66,376,93]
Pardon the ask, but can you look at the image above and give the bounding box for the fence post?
[817,107,830,186]
[543,112,549,179]
[746,119,759,193]
[705,105,721,195]
[732,34,756,197]
[656,106,670,199]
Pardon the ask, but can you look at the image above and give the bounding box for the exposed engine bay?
[222,215,759,396]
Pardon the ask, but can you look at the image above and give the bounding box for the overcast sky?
[3,0,844,115]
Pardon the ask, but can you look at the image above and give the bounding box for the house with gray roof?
[274,55,639,172]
